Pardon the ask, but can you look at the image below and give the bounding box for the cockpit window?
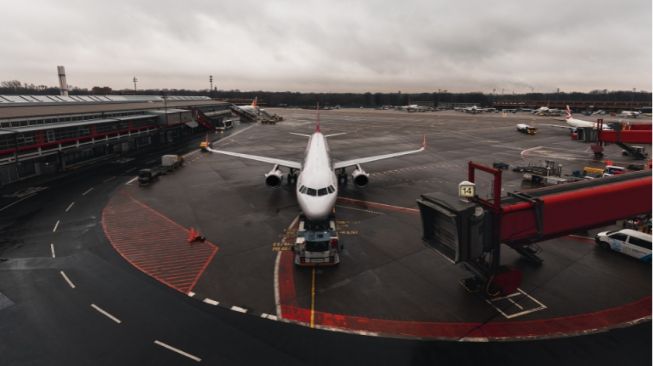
[306,188,317,196]
[317,188,328,196]
[327,185,335,193]
[299,185,307,194]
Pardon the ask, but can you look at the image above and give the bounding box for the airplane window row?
[299,185,335,196]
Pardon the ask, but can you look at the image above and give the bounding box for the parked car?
[595,229,651,262]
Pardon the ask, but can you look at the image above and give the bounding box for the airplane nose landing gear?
[288,168,298,185]
[337,168,348,186]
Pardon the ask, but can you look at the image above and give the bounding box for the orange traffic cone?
[187,227,198,244]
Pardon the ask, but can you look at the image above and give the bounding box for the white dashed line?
[187,291,195,297]
[230,306,247,313]
[52,220,60,233]
[60,271,75,289]
[90,304,122,324]
[261,313,278,321]
[82,187,94,196]
[125,177,138,185]
[154,340,201,362]
[65,202,75,212]
[203,298,219,306]
[103,176,116,183]
[50,243,56,258]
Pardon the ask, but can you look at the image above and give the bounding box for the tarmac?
[106,108,651,339]
[0,108,651,364]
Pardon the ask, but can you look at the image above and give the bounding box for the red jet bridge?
[417,162,651,296]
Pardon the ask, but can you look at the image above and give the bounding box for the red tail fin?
[565,105,572,119]
[251,97,258,108]
[316,102,321,133]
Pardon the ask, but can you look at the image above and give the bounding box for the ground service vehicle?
[161,154,184,172]
[293,216,341,266]
[138,168,163,186]
[595,229,652,262]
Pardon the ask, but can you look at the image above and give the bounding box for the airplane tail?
[565,105,572,120]
[316,102,321,133]
[251,97,258,108]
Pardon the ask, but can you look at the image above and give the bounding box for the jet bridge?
[417,162,651,296]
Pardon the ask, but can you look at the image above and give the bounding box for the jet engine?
[352,166,369,188]
[265,167,284,187]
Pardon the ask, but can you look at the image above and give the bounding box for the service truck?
[293,216,342,266]
[161,154,184,172]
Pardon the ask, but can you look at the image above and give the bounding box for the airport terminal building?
[0,95,231,186]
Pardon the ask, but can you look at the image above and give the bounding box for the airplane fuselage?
[295,132,338,222]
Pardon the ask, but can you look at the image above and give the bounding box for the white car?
[595,229,652,262]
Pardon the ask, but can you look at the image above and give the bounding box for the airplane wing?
[547,124,572,129]
[206,147,302,169]
[333,137,425,170]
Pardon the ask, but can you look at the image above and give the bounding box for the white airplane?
[206,109,426,222]
[399,104,428,112]
[231,97,281,122]
[619,110,641,118]
[564,105,611,130]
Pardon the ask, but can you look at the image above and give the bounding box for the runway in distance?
[207,107,426,221]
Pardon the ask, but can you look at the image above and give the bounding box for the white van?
[595,229,651,262]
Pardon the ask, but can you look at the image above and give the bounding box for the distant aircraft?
[619,110,641,118]
[206,106,426,222]
[530,106,561,116]
[461,106,496,114]
[399,104,428,112]
[231,97,282,122]
[532,106,550,115]
[549,105,611,131]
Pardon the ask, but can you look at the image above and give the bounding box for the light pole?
[133,77,138,93]
[209,75,213,97]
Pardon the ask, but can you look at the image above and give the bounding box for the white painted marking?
[52,220,60,233]
[486,288,547,319]
[154,340,201,362]
[187,291,195,297]
[520,146,542,158]
[458,337,489,342]
[50,243,56,258]
[275,215,299,318]
[90,304,122,324]
[125,176,138,185]
[103,176,116,183]
[261,313,278,321]
[82,187,94,196]
[65,201,75,212]
[508,297,524,310]
[60,271,75,289]
[230,306,247,313]
[0,193,37,212]
[203,298,219,306]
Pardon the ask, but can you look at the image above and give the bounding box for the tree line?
[1,80,650,107]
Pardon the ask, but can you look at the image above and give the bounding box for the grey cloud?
[0,0,650,92]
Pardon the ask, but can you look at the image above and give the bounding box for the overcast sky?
[0,0,651,93]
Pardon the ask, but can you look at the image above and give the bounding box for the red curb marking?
[102,191,218,294]
[278,200,652,340]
